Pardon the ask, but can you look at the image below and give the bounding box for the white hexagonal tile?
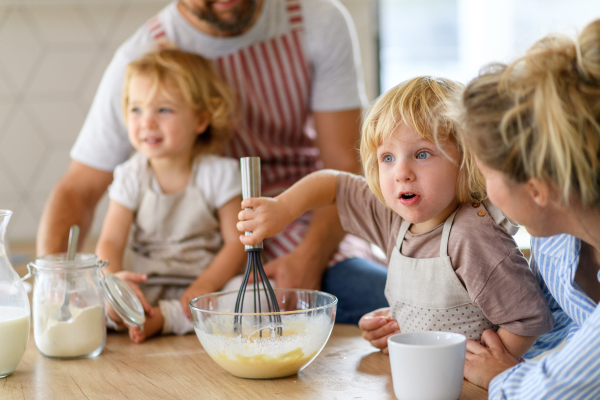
[0,101,15,135]
[0,199,19,222]
[0,9,43,92]
[27,6,96,45]
[27,100,86,143]
[79,49,115,109]
[28,147,71,197]
[0,6,10,21]
[27,50,96,95]
[108,4,167,46]
[0,166,20,203]
[79,4,127,41]
[0,108,47,187]
[0,200,22,238]
[0,69,14,99]
[6,200,40,241]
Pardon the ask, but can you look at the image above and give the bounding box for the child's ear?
[526,178,550,207]
[196,111,210,135]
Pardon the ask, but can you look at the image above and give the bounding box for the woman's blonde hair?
[459,19,600,207]
[122,49,236,160]
[360,76,486,205]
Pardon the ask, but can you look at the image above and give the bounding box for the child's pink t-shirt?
[335,172,554,337]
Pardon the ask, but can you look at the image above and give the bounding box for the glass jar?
[0,210,30,378]
[28,253,107,359]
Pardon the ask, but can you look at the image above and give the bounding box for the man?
[37,0,388,324]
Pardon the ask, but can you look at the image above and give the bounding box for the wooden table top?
[2,324,487,400]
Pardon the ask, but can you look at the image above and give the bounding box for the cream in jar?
[35,303,104,358]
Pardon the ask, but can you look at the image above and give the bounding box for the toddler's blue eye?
[383,155,395,163]
[159,107,172,113]
[130,107,141,114]
[416,151,430,160]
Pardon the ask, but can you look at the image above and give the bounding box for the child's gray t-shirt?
[336,172,554,337]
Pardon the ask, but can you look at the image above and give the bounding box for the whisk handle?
[240,157,263,251]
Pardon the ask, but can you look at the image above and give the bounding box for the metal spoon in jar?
[51,225,80,322]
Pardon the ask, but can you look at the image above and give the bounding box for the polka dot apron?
[384,208,497,340]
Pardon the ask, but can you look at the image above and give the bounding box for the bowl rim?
[189,288,338,316]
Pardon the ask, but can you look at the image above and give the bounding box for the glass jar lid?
[100,272,146,330]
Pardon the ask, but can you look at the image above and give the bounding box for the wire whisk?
[234,157,282,337]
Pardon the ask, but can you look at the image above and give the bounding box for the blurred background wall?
[0,0,598,248]
[0,0,377,243]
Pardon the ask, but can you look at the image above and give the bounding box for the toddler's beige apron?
[123,161,222,305]
[384,208,497,340]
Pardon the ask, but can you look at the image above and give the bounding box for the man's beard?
[182,0,258,35]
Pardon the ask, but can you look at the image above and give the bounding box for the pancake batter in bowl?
[196,322,330,379]
[212,344,318,379]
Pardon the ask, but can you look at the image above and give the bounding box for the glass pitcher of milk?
[28,254,107,359]
[0,210,31,378]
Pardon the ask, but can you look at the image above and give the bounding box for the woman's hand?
[114,271,154,317]
[358,308,400,355]
[464,329,520,389]
[237,197,294,245]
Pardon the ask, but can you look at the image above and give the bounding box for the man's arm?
[314,109,363,173]
[37,161,113,256]
[262,109,362,289]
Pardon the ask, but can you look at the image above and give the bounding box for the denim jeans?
[321,257,389,325]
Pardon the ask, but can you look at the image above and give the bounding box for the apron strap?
[396,219,412,251]
[439,207,460,257]
[396,206,461,255]
[147,16,166,41]
[286,0,304,31]
[135,156,153,211]
[139,156,198,195]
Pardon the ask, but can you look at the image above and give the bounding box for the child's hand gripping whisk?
[235,157,282,336]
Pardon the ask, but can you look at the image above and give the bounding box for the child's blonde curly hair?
[359,76,486,206]
[122,49,236,160]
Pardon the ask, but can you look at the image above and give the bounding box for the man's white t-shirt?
[71,0,366,172]
[108,153,242,215]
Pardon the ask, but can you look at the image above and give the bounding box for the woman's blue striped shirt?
[489,234,600,399]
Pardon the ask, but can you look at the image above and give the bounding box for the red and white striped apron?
[147,0,373,266]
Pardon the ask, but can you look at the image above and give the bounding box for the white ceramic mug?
[388,331,466,400]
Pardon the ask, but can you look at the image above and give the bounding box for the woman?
[456,18,600,399]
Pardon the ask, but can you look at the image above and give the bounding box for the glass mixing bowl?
[189,289,337,379]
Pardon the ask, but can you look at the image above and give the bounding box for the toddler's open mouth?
[398,193,420,206]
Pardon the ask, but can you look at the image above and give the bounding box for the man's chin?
[204,0,257,34]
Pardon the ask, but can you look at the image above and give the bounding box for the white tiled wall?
[0,1,171,240]
[0,0,378,241]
